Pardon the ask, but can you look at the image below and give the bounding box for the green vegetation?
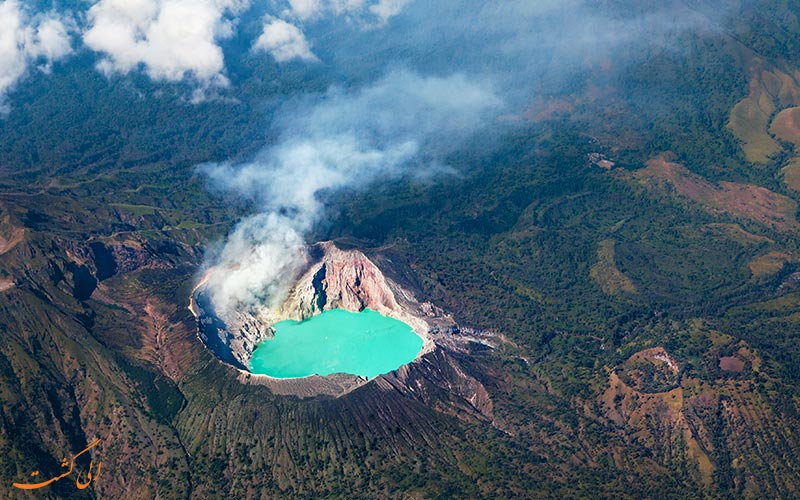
[2,1,800,498]
[109,203,158,216]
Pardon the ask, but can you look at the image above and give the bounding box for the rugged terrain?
[2,0,800,498]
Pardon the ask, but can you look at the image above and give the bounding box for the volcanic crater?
[191,241,496,411]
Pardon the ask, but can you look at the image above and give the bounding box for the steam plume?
[199,0,735,315]
[201,69,500,314]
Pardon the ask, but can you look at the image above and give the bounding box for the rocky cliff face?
[280,242,401,320]
[196,241,448,371]
[278,242,442,352]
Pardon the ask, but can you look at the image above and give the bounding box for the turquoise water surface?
[249,308,423,379]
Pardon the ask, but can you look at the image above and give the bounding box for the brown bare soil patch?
[0,278,13,292]
[600,337,800,493]
[770,106,800,147]
[601,369,714,486]
[719,356,745,373]
[630,158,800,232]
[588,152,615,169]
[0,226,24,255]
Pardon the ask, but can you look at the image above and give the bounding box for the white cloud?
[286,0,321,21]
[32,17,73,63]
[258,0,408,64]
[83,0,247,85]
[253,19,317,62]
[368,0,409,23]
[0,0,71,109]
[284,0,372,21]
[282,0,408,22]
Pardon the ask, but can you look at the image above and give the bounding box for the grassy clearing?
[781,158,800,191]
[727,68,800,163]
[747,291,800,312]
[590,239,637,295]
[729,94,780,163]
[699,223,772,246]
[109,203,158,216]
[174,221,208,230]
[770,106,800,147]
[748,251,793,277]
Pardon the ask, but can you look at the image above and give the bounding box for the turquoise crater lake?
[249,308,424,379]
